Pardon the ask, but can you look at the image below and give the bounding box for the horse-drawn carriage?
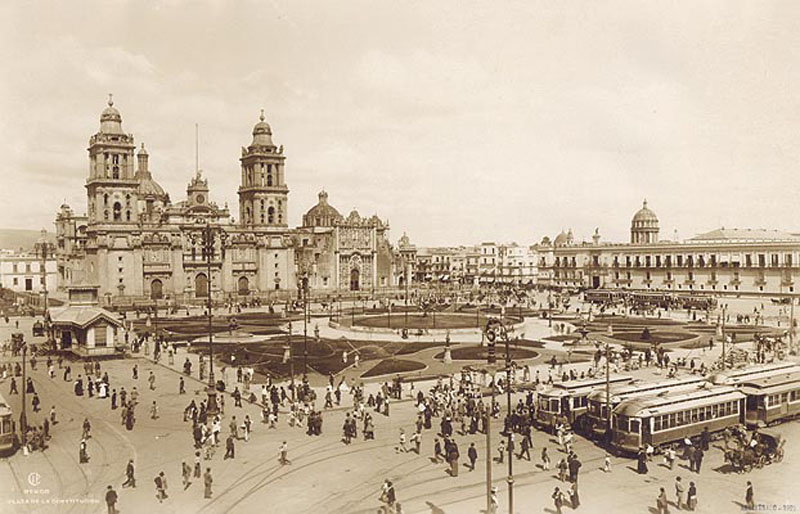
[723,426,785,473]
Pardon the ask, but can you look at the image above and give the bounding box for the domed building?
[54,97,408,307]
[631,199,659,244]
[302,190,342,227]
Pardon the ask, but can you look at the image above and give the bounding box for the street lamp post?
[21,341,28,450]
[485,318,514,514]
[190,220,228,417]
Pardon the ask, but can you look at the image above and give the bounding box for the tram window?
[782,393,789,404]
[792,391,798,401]
[1,418,9,433]
[574,398,581,409]
[550,400,560,412]
[669,413,676,428]
[698,408,706,421]
[654,417,662,431]
[630,419,640,434]
[691,409,699,423]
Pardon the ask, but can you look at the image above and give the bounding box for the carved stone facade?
[55,99,410,304]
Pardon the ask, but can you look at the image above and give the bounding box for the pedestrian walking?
[433,438,443,463]
[541,447,551,470]
[398,429,407,453]
[603,454,611,472]
[105,485,118,514]
[675,476,684,510]
[194,451,202,478]
[569,480,580,509]
[687,481,697,511]
[657,487,669,514]
[179,377,185,394]
[224,434,235,459]
[637,447,648,474]
[558,458,568,482]
[497,440,505,463]
[181,461,191,489]
[745,481,754,510]
[150,400,159,420]
[279,441,289,465]
[204,468,213,499]
[468,442,478,470]
[489,486,498,514]
[552,486,565,514]
[148,371,156,390]
[154,471,167,502]
[122,460,136,488]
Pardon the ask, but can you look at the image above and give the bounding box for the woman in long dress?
[637,448,649,474]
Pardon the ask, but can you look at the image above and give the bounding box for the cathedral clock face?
[196,194,205,204]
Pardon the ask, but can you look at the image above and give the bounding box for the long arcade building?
[54,98,415,305]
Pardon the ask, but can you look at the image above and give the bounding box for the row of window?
[652,400,740,432]
[766,390,800,407]
[555,254,796,269]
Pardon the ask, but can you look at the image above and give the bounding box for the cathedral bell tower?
[238,110,288,228]
[86,95,138,225]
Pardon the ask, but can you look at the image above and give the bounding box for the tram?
[630,292,672,309]
[709,362,800,386]
[584,290,625,305]
[610,385,745,455]
[585,376,710,439]
[535,375,634,433]
[0,393,17,454]
[740,370,800,428]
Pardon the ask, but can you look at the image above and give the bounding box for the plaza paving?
[0,304,797,513]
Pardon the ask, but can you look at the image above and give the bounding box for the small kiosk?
[50,285,124,358]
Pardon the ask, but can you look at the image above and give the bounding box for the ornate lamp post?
[485,317,515,514]
[34,230,55,350]
[189,220,228,417]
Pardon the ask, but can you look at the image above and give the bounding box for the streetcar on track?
[0,393,17,455]
[709,362,800,386]
[740,370,800,428]
[610,385,745,455]
[535,375,634,433]
[585,375,710,439]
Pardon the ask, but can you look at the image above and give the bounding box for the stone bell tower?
[238,110,288,228]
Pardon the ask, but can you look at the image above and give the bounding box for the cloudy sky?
[1,1,799,246]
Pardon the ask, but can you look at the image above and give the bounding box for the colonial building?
[0,250,58,293]
[542,200,800,296]
[54,98,407,304]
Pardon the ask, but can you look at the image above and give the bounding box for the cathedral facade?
[54,98,408,305]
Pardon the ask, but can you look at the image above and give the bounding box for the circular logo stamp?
[27,472,41,487]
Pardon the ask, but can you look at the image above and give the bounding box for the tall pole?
[289,323,295,402]
[790,297,795,352]
[303,276,308,378]
[486,364,494,513]
[721,304,726,370]
[504,334,514,514]
[21,343,27,449]
[605,343,611,437]
[404,270,409,330]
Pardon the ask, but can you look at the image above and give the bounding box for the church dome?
[632,199,658,224]
[251,110,275,147]
[138,177,166,198]
[303,190,342,227]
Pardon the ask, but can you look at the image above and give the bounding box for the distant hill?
[0,229,56,253]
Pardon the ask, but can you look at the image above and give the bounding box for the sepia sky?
[1,1,800,247]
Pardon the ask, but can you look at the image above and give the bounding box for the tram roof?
[738,371,800,395]
[540,375,634,397]
[709,362,800,385]
[587,376,710,403]
[613,385,743,417]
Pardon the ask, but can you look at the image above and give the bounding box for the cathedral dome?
[251,110,275,147]
[630,199,660,244]
[138,177,166,198]
[303,190,342,227]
